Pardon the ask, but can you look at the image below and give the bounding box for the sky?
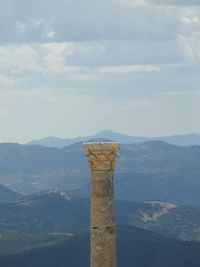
[0,0,200,143]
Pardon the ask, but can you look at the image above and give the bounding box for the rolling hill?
[0,190,200,241]
[0,184,22,203]
[0,141,200,206]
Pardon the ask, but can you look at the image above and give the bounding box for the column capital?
[83,142,120,171]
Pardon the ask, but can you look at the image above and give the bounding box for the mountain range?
[0,140,200,206]
[0,131,199,266]
[0,188,200,266]
[0,189,200,241]
[27,129,200,147]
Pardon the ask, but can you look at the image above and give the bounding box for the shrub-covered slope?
[1,226,200,267]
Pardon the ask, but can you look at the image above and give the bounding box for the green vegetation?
[0,230,71,255]
[0,190,200,240]
[0,226,200,267]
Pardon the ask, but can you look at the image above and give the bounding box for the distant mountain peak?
[27,130,200,148]
[97,129,115,134]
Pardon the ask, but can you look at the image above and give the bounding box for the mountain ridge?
[0,140,200,205]
[26,130,200,147]
[0,189,200,241]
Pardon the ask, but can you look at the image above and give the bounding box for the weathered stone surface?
[84,142,120,171]
[83,142,120,267]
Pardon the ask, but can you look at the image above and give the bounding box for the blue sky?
[0,0,200,142]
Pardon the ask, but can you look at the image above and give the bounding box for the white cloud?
[160,90,186,96]
[97,65,160,73]
[178,35,200,62]
[46,29,56,39]
[0,41,175,78]
[42,43,86,74]
[152,0,200,6]
[16,22,26,33]
[0,75,16,87]
[67,73,97,81]
[113,0,150,8]
[179,7,200,37]
[0,108,8,116]
[0,0,181,43]
[117,99,155,111]
[0,45,42,73]
[0,43,91,75]
[30,18,45,27]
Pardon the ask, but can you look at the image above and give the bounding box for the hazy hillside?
[0,141,200,205]
[0,142,89,194]
[0,230,70,256]
[1,226,200,267]
[27,130,200,147]
[0,185,22,203]
[27,130,149,147]
[159,133,200,147]
[0,190,200,240]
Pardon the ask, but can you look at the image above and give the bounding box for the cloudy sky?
[0,0,200,143]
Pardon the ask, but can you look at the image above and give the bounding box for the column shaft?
[83,142,120,267]
[91,170,115,267]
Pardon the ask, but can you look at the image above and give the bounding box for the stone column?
[83,142,120,267]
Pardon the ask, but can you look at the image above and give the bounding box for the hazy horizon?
[1,129,200,144]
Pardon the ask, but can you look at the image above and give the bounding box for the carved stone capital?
[83,142,120,171]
